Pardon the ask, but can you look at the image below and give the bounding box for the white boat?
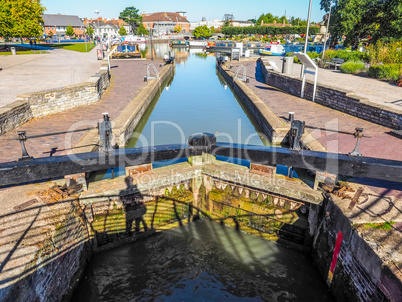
[259,43,285,56]
[189,41,208,48]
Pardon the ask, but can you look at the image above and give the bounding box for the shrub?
[368,64,402,81]
[285,51,320,64]
[322,50,369,63]
[340,61,366,74]
[367,41,402,65]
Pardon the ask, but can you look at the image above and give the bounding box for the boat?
[110,43,142,59]
[170,40,189,47]
[259,42,286,56]
[189,41,208,48]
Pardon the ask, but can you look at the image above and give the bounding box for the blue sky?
[41,0,325,23]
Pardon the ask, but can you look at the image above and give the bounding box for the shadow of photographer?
[120,176,148,234]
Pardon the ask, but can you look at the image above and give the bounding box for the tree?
[192,25,211,39]
[137,23,149,35]
[223,14,234,27]
[65,23,75,37]
[174,26,182,34]
[0,0,45,38]
[119,26,127,36]
[86,25,94,37]
[119,6,142,34]
[48,30,53,37]
[210,26,216,34]
[320,0,402,46]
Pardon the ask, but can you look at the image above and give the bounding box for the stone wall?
[217,63,290,144]
[0,63,110,136]
[311,196,399,301]
[258,58,402,130]
[0,100,32,135]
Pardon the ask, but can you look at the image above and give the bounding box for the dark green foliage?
[221,26,319,37]
[119,6,142,33]
[368,64,402,81]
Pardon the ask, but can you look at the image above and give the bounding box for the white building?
[190,19,224,31]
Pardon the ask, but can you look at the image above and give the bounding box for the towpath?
[0,46,102,108]
[266,56,402,112]
[0,60,163,163]
[232,60,402,163]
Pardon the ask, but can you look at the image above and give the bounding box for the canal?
[77,46,332,301]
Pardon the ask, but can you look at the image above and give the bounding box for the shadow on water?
[0,180,335,301]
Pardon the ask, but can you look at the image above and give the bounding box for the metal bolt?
[144,76,147,82]
[288,112,294,123]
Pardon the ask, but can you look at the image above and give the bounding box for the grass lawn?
[45,42,96,52]
[0,50,43,55]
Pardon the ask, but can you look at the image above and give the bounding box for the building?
[190,19,224,31]
[42,14,85,37]
[84,18,131,37]
[142,12,190,35]
[190,19,254,31]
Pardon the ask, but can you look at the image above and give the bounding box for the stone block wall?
[311,196,397,301]
[258,58,402,130]
[0,62,110,135]
[218,63,290,144]
[0,100,32,135]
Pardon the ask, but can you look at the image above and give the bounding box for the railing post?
[17,131,33,161]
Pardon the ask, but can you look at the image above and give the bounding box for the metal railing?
[1,133,401,186]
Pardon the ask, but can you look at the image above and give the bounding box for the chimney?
[261,20,264,26]
[283,19,286,25]
[273,20,276,24]
[143,11,145,14]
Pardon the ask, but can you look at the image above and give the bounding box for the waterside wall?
[258,58,402,130]
[0,62,111,136]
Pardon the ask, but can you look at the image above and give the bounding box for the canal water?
[78,46,331,300]
[73,220,332,301]
[126,47,269,148]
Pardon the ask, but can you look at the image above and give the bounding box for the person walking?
[29,40,33,49]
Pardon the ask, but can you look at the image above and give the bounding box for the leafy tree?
[48,30,53,37]
[119,6,142,34]
[137,23,149,35]
[86,25,94,37]
[210,26,216,34]
[0,0,45,38]
[192,25,211,39]
[119,26,127,36]
[320,0,402,46]
[65,23,75,37]
[223,14,234,27]
[257,13,289,25]
[174,26,182,34]
[248,19,256,24]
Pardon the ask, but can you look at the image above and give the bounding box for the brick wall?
[0,63,110,135]
[217,63,290,144]
[311,196,398,301]
[258,58,402,130]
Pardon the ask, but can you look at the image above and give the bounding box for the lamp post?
[321,1,332,65]
[94,10,100,39]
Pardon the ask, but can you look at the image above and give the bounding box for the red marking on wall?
[327,231,343,284]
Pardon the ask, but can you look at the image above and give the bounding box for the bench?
[325,58,344,70]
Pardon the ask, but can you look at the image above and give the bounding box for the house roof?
[42,14,83,27]
[142,12,189,23]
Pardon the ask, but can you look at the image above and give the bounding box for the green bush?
[368,64,402,81]
[340,61,366,74]
[285,51,320,64]
[322,50,369,63]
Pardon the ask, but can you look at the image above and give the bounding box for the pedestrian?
[29,40,33,49]
[34,40,37,47]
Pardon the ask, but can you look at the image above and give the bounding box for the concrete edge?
[73,63,175,153]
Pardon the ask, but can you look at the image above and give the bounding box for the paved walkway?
[266,56,402,112]
[0,60,163,163]
[0,46,102,107]
[236,61,402,162]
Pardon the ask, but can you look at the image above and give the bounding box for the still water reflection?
[73,220,332,301]
[126,47,269,148]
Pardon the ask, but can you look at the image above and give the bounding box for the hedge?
[323,50,369,62]
[221,26,320,36]
[368,64,402,81]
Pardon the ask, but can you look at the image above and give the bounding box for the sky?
[41,0,325,23]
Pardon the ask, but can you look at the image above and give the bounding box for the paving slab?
[0,60,164,163]
[0,46,103,107]
[266,56,402,112]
